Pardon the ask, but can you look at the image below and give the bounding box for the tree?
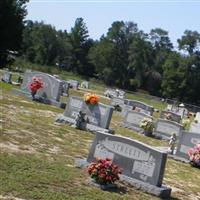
[128,33,153,88]
[161,53,186,100]
[69,17,91,75]
[0,0,28,67]
[178,30,200,55]
[149,28,173,74]
[22,21,59,65]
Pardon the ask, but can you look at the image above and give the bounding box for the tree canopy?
[2,4,200,105]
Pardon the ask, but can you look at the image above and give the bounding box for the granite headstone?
[68,80,79,90]
[56,96,113,132]
[124,99,154,116]
[80,81,89,89]
[13,71,64,108]
[160,111,181,123]
[87,131,168,187]
[121,110,153,132]
[153,119,183,139]
[176,131,200,160]
[189,122,200,134]
[1,71,12,83]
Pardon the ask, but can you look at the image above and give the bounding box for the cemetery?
[1,68,200,200]
[1,1,200,200]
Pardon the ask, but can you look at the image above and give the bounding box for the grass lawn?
[0,81,200,200]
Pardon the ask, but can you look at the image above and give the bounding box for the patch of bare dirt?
[0,195,27,200]
[0,142,36,154]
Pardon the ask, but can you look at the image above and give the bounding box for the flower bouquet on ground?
[84,93,99,105]
[28,76,43,99]
[188,144,200,168]
[87,158,122,187]
[140,117,154,136]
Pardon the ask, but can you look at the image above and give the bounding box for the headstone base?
[62,93,69,97]
[87,178,117,191]
[75,158,171,198]
[168,154,190,163]
[120,175,171,198]
[119,122,143,133]
[12,89,66,109]
[55,114,113,134]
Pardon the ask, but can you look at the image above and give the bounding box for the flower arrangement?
[87,158,122,185]
[182,119,190,129]
[140,117,154,135]
[164,113,172,120]
[84,93,98,105]
[28,76,43,98]
[188,144,200,168]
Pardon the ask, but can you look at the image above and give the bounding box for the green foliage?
[3,8,200,105]
[0,0,28,67]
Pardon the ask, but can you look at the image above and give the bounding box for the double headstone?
[124,99,154,116]
[153,119,183,140]
[13,71,65,108]
[176,131,200,160]
[1,71,12,83]
[55,96,113,133]
[86,131,171,197]
[68,80,79,90]
[160,111,181,123]
[120,110,153,133]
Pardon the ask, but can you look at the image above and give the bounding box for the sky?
[26,0,200,48]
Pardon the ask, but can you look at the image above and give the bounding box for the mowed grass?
[0,81,200,200]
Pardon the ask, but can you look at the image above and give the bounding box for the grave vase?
[143,130,152,137]
[31,91,37,100]
[88,178,117,191]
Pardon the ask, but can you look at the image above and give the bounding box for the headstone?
[195,112,200,123]
[80,81,89,89]
[13,71,65,108]
[56,96,113,132]
[1,71,12,83]
[86,131,171,197]
[110,97,125,108]
[68,80,79,90]
[153,119,183,139]
[120,110,153,132]
[121,105,133,117]
[160,111,181,123]
[165,104,185,118]
[124,99,154,116]
[61,80,69,96]
[176,131,200,160]
[189,122,200,134]
[104,88,125,99]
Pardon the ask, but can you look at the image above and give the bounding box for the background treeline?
[20,19,200,105]
[1,1,200,105]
